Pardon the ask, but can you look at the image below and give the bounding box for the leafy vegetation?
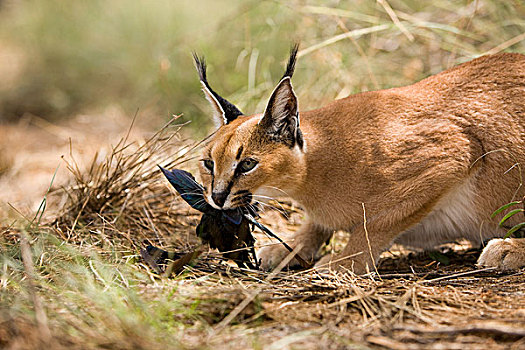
[492,199,525,238]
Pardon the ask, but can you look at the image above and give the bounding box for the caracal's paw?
[477,238,525,271]
[257,245,298,271]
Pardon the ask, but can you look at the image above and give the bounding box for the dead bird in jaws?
[157,166,312,270]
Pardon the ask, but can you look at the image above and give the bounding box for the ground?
[1,115,524,350]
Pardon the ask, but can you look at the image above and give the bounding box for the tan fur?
[199,53,525,274]
[478,238,525,270]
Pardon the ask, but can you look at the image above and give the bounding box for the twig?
[377,0,414,42]
[362,203,379,277]
[245,213,312,269]
[483,32,525,56]
[394,323,525,337]
[336,18,379,89]
[378,271,436,279]
[367,335,417,350]
[420,267,497,283]
[297,24,391,57]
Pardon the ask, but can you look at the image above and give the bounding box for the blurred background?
[0,0,524,214]
[1,0,524,128]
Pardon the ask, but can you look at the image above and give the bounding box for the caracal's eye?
[203,159,214,172]
[238,158,258,173]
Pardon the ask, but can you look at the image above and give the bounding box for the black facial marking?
[226,180,234,194]
[232,191,252,206]
[203,159,214,173]
[233,190,250,196]
[236,146,243,160]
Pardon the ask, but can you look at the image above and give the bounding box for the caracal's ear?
[259,44,304,149]
[193,53,243,127]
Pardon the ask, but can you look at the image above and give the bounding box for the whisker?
[191,198,208,208]
[178,192,207,197]
[251,194,277,201]
[250,200,267,215]
[251,195,290,218]
[252,199,289,219]
[259,185,291,197]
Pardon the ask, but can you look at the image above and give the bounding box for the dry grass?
[1,117,524,350]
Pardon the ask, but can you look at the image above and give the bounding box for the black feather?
[158,166,214,213]
[159,166,257,268]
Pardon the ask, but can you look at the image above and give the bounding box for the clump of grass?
[0,118,210,348]
[0,229,202,349]
[53,114,202,251]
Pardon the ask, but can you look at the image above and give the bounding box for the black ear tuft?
[192,52,209,84]
[281,43,299,80]
[192,52,243,126]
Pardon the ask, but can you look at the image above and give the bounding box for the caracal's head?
[194,45,306,210]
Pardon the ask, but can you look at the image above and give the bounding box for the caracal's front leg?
[316,203,432,274]
[257,219,333,271]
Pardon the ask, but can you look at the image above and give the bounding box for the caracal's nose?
[211,191,229,208]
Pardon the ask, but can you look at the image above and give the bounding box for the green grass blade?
[491,201,522,218]
[31,163,61,230]
[505,222,525,238]
[498,208,524,227]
